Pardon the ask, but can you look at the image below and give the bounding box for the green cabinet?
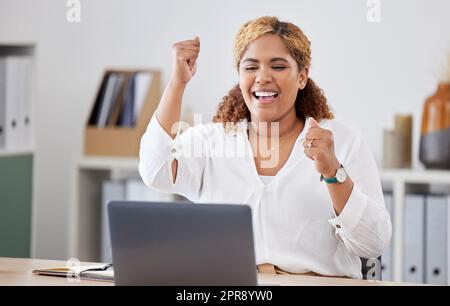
[0,154,33,258]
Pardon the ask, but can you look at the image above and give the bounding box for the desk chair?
[361,256,382,280]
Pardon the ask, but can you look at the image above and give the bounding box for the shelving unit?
[77,156,139,173]
[0,44,35,259]
[70,156,450,283]
[69,155,182,261]
[0,149,34,157]
[380,169,450,283]
[69,156,141,261]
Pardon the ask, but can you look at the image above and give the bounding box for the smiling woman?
[213,16,332,126]
[139,16,392,280]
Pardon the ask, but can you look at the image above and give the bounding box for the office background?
[1,0,450,284]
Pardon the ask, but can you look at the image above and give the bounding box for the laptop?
[108,201,257,285]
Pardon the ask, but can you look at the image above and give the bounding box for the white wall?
[1,0,449,260]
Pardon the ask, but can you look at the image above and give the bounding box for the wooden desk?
[0,257,421,286]
[0,257,112,286]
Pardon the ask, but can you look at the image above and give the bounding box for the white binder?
[448,195,450,286]
[3,57,21,150]
[403,194,425,283]
[18,57,32,149]
[101,179,175,263]
[133,72,152,123]
[425,195,447,285]
[0,58,6,148]
[0,56,32,150]
[381,192,393,281]
[101,181,125,263]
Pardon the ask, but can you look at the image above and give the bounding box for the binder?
[4,57,21,150]
[16,57,25,149]
[119,74,135,127]
[88,72,110,125]
[0,56,32,150]
[425,195,448,285]
[0,58,5,148]
[107,74,130,126]
[18,57,32,149]
[97,73,124,127]
[381,192,393,281]
[448,195,450,286]
[84,69,160,157]
[101,179,174,263]
[101,181,125,263]
[403,194,425,283]
[133,72,153,124]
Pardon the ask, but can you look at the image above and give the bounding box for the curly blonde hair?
[213,16,333,126]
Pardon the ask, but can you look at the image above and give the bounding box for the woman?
[139,16,391,279]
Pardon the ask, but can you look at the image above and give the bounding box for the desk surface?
[0,257,421,286]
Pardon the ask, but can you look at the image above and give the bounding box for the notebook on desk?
[32,263,114,282]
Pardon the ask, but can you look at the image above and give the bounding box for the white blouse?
[259,175,275,185]
[139,114,392,279]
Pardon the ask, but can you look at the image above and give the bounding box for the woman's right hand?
[170,36,200,86]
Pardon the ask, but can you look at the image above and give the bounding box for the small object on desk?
[32,263,114,283]
[382,129,404,168]
[394,114,413,168]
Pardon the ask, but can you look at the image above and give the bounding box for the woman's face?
[239,34,308,123]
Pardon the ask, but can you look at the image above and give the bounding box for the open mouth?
[252,91,279,103]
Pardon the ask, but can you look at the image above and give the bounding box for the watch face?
[336,168,347,183]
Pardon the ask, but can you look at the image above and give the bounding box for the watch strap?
[320,164,344,184]
[321,176,339,184]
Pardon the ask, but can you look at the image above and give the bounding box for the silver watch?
[321,164,348,184]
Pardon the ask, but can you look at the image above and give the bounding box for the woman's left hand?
[303,118,340,178]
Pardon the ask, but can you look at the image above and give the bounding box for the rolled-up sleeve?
[138,114,207,201]
[328,132,392,259]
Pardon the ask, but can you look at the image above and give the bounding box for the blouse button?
[170,142,183,158]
